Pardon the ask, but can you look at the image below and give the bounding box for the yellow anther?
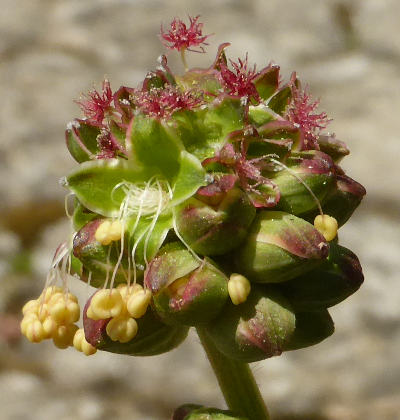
[127,288,152,318]
[73,328,97,356]
[40,286,64,303]
[106,315,138,343]
[25,320,46,343]
[228,273,251,305]
[52,324,79,349]
[50,300,80,324]
[20,313,38,336]
[42,316,57,338]
[95,220,113,245]
[108,220,123,241]
[314,214,338,242]
[22,300,39,315]
[168,276,189,297]
[37,303,50,322]
[88,289,124,320]
[117,283,143,301]
[95,220,124,245]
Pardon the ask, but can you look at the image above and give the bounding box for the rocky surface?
[1,1,399,419]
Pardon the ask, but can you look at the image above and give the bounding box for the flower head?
[76,79,113,124]
[160,15,210,53]
[219,54,259,101]
[286,85,331,149]
[133,85,204,119]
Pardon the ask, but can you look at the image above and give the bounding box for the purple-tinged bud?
[318,134,350,163]
[302,173,366,227]
[177,407,247,420]
[280,243,364,311]
[145,243,229,326]
[271,150,336,216]
[83,295,188,356]
[283,309,334,351]
[65,119,101,163]
[171,404,203,420]
[235,211,329,283]
[174,187,256,256]
[205,285,296,362]
[73,219,129,288]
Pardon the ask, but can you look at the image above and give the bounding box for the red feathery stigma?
[219,54,260,101]
[286,86,331,150]
[76,79,113,124]
[207,141,279,208]
[133,85,204,119]
[96,130,125,159]
[160,15,210,53]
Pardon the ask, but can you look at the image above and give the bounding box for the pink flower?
[219,54,259,101]
[133,85,204,119]
[160,16,210,53]
[76,80,113,124]
[286,85,331,150]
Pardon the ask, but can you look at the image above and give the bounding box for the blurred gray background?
[1,1,399,419]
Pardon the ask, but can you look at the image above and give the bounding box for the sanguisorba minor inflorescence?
[21,16,366,420]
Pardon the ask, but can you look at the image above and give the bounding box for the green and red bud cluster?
[23,16,365,372]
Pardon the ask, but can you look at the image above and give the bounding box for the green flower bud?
[318,135,350,163]
[235,211,329,283]
[172,404,203,420]
[83,295,188,356]
[283,310,334,351]
[205,285,296,362]
[271,151,336,216]
[73,219,131,288]
[174,188,256,256]
[280,243,364,311]
[178,407,248,420]
[303,173,366,227]
[145,243,229,326]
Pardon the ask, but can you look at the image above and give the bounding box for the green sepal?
[65,120,100,163]
[280,243,364,311]
[128,213,173,267]
[283,310,334,351]
[205,285,296,362]
[170,151,207,207]
[270,151,336,216]
[72,201,97,231]
[247,106,275,127]
[235,211,329,283]
[129,114,183,180]
[65,159,151,217]
[171,97,244,161]
[268,86,292,115]
[176,70,222,100]
[253,65,280,101]
[145,243,229,326]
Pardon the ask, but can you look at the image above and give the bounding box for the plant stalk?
[197,327,270,420]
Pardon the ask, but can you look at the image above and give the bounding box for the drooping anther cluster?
[21,16,365,369]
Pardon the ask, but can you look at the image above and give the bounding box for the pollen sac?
[72,219,129,287]
[270,150,336,216]
[280,243,364,311]
[83,294,189,356]
[235,211,329,284]
[174,187,256,256]
[205,285,296,362]
[145,242,229,326]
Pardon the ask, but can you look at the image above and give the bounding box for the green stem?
[197,327,270,420]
